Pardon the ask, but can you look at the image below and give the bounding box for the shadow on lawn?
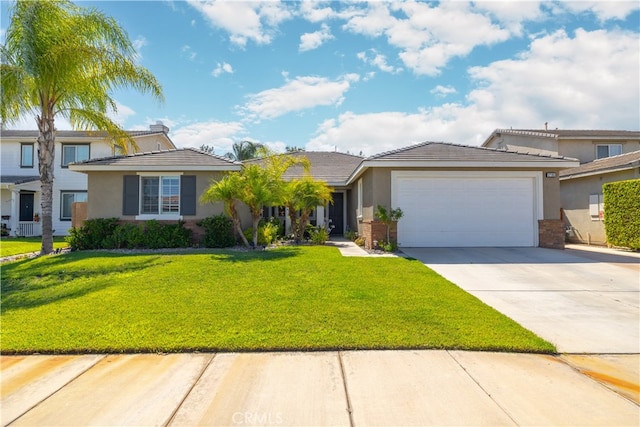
[209,246,302,263]
[0,253,162,313]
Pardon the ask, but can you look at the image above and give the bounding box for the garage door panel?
[394,173,537,247]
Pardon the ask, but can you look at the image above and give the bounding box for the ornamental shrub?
[66,217,119,249]
[197,214,236,248]
[603,179,640,250]
[243,220,280,246]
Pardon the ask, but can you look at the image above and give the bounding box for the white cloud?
[239,73,360,121]
[560,1,640,22]
[307,27,640,155]
[181,45,197,61]
[212,62,234,77]
[132,36,147,61]
[170,120,247,152]
[466,28,640,130]
[344,1,512,76]
[299,23,334,52]
[187,0,292,47]
[472,1,543,35]
[108,101,137,126]
[357,49,402,74]
[430,85,457,97]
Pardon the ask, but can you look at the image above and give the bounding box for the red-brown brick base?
[361,220,397,250]
[538,219,565,249]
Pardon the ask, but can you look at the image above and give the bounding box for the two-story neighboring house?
[482,129,640,245]
[0,121,175,237]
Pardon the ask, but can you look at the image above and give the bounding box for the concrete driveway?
[400,246,640,353]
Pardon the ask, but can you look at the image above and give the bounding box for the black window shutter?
[123,175,139,215]
[180,175,197,215]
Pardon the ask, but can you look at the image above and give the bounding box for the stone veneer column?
[538,219,565,249]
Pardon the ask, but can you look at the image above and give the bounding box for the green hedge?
[67,218,192,250]
[603,179,640,250]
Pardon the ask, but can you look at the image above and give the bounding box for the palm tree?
[0,0,163,254]
[286,178,333,242]
[225,140,264,161]
[200,172,249,247]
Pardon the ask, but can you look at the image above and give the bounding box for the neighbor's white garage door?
[392,171,541,247]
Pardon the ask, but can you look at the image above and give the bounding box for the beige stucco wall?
[557,139,640,163]
[561,169,640,245]
[86,171,251,225]
[486,135,640,164]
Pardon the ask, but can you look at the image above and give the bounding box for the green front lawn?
[0,246,555,354]
[0,237,69,258]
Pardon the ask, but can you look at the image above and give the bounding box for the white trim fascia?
[69,165,241,172]
[559,165,637,181]
[137,171,183,176]
[347,159,578,184]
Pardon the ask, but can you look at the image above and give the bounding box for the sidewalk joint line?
[446,350,520,426]
[163,353,217,426]
[338,351,355,427]
[6,354,106,426]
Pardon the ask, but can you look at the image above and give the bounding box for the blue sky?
[2,1,639,156]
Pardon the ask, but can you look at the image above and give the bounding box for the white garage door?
[392,171,541,247]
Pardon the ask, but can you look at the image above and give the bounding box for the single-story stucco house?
[69,141,579,249]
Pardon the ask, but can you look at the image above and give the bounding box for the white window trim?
[596,143,622,159]
[20,143,34,168]
[60,191,87,220]
[589,193,604,221]
[135,173,183,221]
[61,144,90,167]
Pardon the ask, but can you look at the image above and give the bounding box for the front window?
[141,176,180,215]
[60,191,87,220]
[62,144,90,167]
[596,144,622,159]
[21,143,34,168]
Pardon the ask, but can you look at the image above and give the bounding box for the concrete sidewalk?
[2,351,638,426]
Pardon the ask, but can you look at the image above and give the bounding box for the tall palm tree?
[225,140,264,161]
[1,0,163,254]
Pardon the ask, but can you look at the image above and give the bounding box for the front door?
[328,192,344,235]
[19,192,34,222]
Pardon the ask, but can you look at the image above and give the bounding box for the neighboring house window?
[596,144,622,159]
[20,143,34,168]
[60,191,87,220]
[123,175,196,218]
[141,176,180,214]
[62,144,90,167]
[589,194,604,221]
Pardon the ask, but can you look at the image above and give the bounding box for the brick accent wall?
[361,220,397,250]
[538,219,565,249]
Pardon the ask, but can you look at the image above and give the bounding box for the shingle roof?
[69,148,241,170]
[245,152,364,185]
[283,152,363,184]
[0,129,169,138]
[368,141,574,162]
[560,150,640,179]
[492,129,640,139]
[0,175,40,185]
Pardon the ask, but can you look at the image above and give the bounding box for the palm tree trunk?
[37,112,55,255]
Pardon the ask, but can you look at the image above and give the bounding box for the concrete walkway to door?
[400,246,640,354]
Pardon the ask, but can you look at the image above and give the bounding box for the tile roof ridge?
[584,149,640,163]
[495,129,559,138]
[367,141,436,159]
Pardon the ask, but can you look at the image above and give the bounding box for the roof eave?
[560,165,638,180]
[69,165,242,172]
